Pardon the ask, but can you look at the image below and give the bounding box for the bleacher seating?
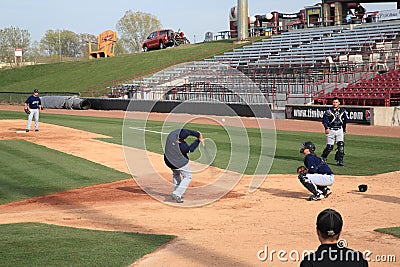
[212,26,347,67]
[209,20,400,106]
[123,20,400,107]
[211,20,400,68]
[315,68,400,106]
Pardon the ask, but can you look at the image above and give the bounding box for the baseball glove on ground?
[24,108,30,114]
[297,165,308,174]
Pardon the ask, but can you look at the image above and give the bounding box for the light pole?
[237,0,249,41]
[58,30,62,62]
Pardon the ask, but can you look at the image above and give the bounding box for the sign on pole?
[14,48,23,57]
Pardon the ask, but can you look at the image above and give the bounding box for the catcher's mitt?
[24,108,30,114]
[297,165,308,174]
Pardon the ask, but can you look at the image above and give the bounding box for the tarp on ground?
[41,96,91,110]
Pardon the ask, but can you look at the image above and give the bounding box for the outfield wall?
[371,107,400,126]
[286,105,400,126]
[88,98,272,118]
[85,98,400,125]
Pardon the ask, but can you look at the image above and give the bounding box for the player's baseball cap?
[33,89,39,93]
[178,129,190,139]
[316,208,343,236]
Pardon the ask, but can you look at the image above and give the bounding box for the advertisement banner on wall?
[285,105,371,124]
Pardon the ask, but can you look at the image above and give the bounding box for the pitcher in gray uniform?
[321,97,348,166]
[164,129,204,203]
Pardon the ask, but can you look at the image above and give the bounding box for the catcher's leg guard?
[317,185,328,194]
[321,145,334,159]
[298,173,319,195]
[334,141,345,163]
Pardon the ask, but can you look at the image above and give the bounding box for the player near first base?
[25,89,43,132]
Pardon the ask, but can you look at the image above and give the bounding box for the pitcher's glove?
[24,107,30,114]
[297,165,308,174]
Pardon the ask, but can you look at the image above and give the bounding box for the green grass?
[1,110,399,177]
[375,227,400,238]
[0,139,129,204]
[0,110,124,144]
[272,130,400,175]
[0,111,398,266]
[0,38,264,99]
[0,222,175,267]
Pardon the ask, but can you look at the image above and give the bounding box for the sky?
[1,0,397,44]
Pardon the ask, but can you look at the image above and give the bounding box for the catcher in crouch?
[298,141,334,201]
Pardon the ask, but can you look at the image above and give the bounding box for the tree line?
[0,10,162,66]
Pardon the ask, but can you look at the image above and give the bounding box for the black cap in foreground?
[317,208,343,236]
[33,89,39,93]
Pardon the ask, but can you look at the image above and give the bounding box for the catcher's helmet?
[300,141,315,153]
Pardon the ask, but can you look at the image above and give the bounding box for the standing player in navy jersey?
[321,97,348,166]
[24,89,43,132]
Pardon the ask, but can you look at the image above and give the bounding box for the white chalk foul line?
[129,126,219,136]
[129,126,169,135]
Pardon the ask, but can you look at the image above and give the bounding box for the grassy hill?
[0,38,263,99]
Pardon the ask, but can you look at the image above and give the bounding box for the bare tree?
[29,40,43,64]
[79,33,97,59]
[40,29,84,59]
[40,29,62,57]
[114,39,127,55]
[0,26,31,65]
[61,30,81,58]
[116,10,162,53]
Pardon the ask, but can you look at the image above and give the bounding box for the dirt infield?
[0,106,399,266]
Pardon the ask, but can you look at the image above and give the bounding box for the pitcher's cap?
[33,89,39,93]
[178,129,190,139]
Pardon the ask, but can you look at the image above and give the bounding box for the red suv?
[142,29,174,52]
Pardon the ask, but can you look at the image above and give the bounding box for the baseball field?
[0,106,399,266]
